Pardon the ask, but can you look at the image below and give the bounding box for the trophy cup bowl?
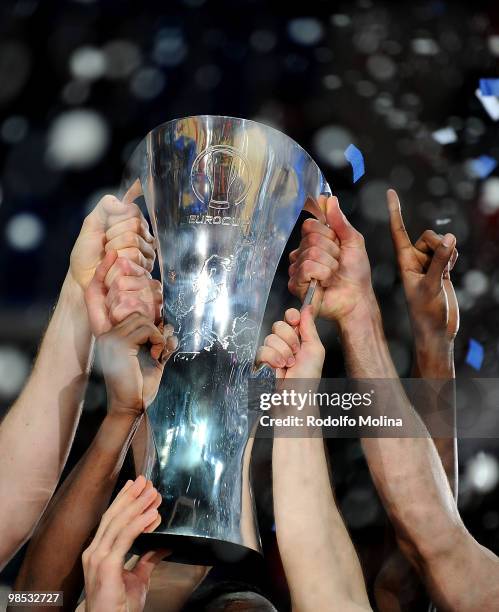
[122,115,330,565]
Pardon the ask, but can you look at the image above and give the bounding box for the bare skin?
[288,194,499,612]
[256,306,372,612]
[0,195,156,570]
[81,476,169,612]
[14,255,174,611]
[374,190,459,612]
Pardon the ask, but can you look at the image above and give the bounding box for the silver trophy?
[122,115,330,564]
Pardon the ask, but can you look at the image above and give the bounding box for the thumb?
[426,234,456,293]
[299,306,321,344]
[326,196,359,244]
[85,251,117,336]
[131,549,171,583]
[90,250,118,289]
[85,195,130,230]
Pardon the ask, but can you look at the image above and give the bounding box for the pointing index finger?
[387,189,412,253]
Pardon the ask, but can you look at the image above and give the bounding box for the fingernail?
[287,356,295,367]
[442,233,454,247]
[144,508,159,521]
[143,487,156,499]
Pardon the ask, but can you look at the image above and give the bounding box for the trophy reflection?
[123,116,330,564]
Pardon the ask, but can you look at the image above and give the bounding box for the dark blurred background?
[1,0,499,609]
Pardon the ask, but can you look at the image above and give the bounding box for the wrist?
[413,333,454,378]
[337,291,382,338]
[107,397,144,418]
[61,271,86,310]
[103,410,140,432]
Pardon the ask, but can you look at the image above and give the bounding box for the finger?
[386,189,412,254]
[92,250,119,285]
[108,294,156,326]
[84,195,131,231]
[106,216,154,245]
[97,485,159,554]
[106,279,162,321]
[128,324,166,357]
[414,229,442,253]
[91,476,148,549]
[104,507,160,562]
[106,232,156,262]
[449,246,458,271]
[255,345,287,369]
[426,234,456,292]
[300,217,337,241]
[264,334,295,366]
[292,260,338,287]
[117,247,155,273]
[143,513,162,534]
[105,257,151,289]
[298,233,341,259]
[414,231,458,272]
[85,251,119,334]
[299,305,321,344]
[271,320,300,353]
[284,308,301,328]
[131,549,171,584]
[289,248,339,278]
[105,200,144,229]
[327,196,364,245]
[161,332,178,364]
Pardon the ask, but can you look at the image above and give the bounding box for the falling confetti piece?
[479,78,499,97]
[344,143,365,183]
[432,127,457,145]
[435,218,451,226]
[470,155,497,179]
[475,89,499,122]
[466,339,484,370]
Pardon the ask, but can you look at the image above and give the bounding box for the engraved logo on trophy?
[189,145,251,228]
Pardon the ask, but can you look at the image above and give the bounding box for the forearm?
[0,272,92,566]
[412,334,457,497]
[338,305,462,568]
[273,427,370,612]
[15,411,139,611]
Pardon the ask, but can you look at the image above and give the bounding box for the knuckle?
[307,246,322,260]
[302,218,316,233]
[125,231,139,246]
[116,276,128,291]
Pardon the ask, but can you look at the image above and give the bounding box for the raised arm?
[0,195,155,569]
[386,189,458,493]
[257,306,371,612]
[288,195,499,611]
[14,257,173,611]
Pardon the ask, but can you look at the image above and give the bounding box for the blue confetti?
[344,144,365,183]
[470,155,497,179]
[479,79,499,97]
[466,339,484,370]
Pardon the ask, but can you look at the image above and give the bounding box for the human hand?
[288,196,375,325]
[85,251,163,337]
[70,194,155,291]
[98,313,177,415]
[256,306,325,379]
[82,476,169,612]
[387,189,459,342]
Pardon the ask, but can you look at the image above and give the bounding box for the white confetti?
[435,218,451,226]
[475,88,499,122]
[432,127,457,145]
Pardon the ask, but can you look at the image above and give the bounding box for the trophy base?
[133,532,262,566]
